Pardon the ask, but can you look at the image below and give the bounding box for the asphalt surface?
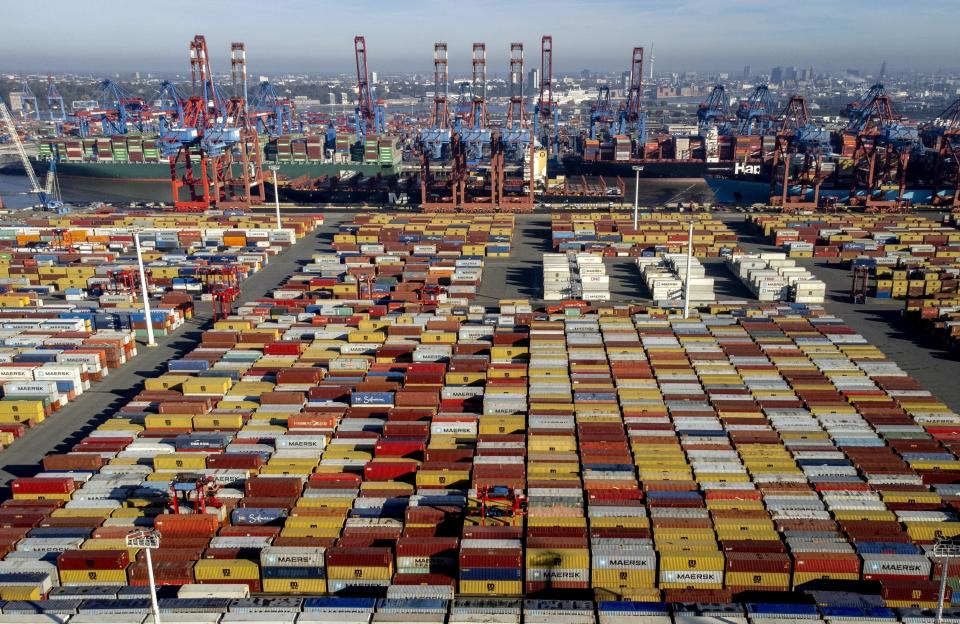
[0,216,347,489]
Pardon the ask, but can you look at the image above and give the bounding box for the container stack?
[543,253,573,301]
[575,254,610,302]
[551,212,739,257]
[334,213,514,258]
[636,254,715,303]
[726,253,826,303]
[544,252,611,302]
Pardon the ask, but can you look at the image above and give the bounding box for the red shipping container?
[206,454,264,470]
[881,580,946,603]
[58,549,129,570]
[154,514,219,537]
[245,476,302,498]
[375,438,426,458]
[11,477,76,495]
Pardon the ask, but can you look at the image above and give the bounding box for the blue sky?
[3,0,957,75]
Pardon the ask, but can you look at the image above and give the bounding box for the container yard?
[3,7,960,620]
[0,205,947,620]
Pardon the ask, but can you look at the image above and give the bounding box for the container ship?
[561,127,764,180]
[8,132,405,204]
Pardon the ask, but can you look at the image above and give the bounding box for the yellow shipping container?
[793,571,859,588]
[144,375,191,391]
[526,549,589,569]
[262,578,327,594]
[153,453,208,470]
[458,580,522,595]
[592,569,656,590]
[192,414,244,430]
[726,571,790,589]
[906,522,960,542]
[181,377,233,396]
[416,470,470,488]
[59,569,128,584]
[326,566,392,581]
[144,415,194,430]
[278,526,343,539]
[0,586,43,600]
[12,491,71,501]
[0,401,46,420]
[194,559,260,580]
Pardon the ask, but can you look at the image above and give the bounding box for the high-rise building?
[528,68,540,93]
[340,92,349,105]
[783,66,798,82]
[328,93,337,106]
[770,66,783,85]
[580,69,591,80]
[743,65,751,79]
[7,92,26,114]
[371,71,379,85]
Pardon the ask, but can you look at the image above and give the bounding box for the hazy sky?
[3,0,958,75]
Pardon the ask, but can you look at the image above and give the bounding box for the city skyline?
[2,0,958,75]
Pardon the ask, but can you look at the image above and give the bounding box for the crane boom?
[0,98,42,194]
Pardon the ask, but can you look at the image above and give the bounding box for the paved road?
[0,216,346,488]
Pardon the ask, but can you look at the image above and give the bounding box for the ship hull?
[562,154,739,178]
[705,176,937,205]
[4,159,398,204]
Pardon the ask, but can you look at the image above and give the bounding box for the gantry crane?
[736,85,775,136]
[420,42,459,209]
[698,85,730,135]
[0,96,60,210]
[353,36,384,143]
[169,475,222,515]
[16,79,39,121]
[46,77,65,124]
[921,96,960,209]
[770,95,832,210]
[163,35,264,210]
[534,35,560,161]
[458,42,496,209]
[475,485,528,526]
[620,46,647,154]
[251,81,298,136]
[498,42,535,211]
[841,83,919,211]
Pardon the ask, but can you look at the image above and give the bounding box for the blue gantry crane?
[46,77,65,123]
[251,81,298,136]
[697,85,730,135]
[149,81,185,135]
[736,84,775,136]
[15,79,39,121]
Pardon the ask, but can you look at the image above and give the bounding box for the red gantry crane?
[769,95,832,211]
[165,35,265,210]
[922,96,960,209]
